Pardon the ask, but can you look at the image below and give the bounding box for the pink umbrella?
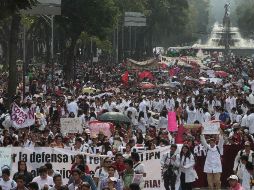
[140,82,156,89]
[215,71,228,78]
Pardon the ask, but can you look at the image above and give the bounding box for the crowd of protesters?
[0,51,254,190]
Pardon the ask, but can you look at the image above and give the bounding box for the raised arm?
[200,127,210,149]
[218,129,225,154]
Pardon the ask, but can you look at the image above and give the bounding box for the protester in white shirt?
[247,93,254,105]
[126,103,138,125]
[32,166,54,190]
[0,168,17,190]
[186,105,197,124]
[131,152,146,189]
[71,137,89,152]
[139,98,148,121]
[239,156,251,190]
[200,127,224,190]
[233,141,254,175]
[248,79,254,93]
[137,111,147,133]
[246,108,254,135]
[67,97,79,117]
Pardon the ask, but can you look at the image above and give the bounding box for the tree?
[236,0,254,36]
[0,0,37,105]
[56,0,119,80]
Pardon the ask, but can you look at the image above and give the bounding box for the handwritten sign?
[202,122,220,134]
[88,121,113,137]
[60,118,83,134]
[11,103,35,129]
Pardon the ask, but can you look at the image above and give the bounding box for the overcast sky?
[209,0,239,24]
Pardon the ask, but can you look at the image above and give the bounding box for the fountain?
[193,23,254,49]
[169,3,254,56]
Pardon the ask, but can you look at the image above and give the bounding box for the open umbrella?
[82,87,100,94]
[140,82,156,89]
[213,65,221,68]
[215,71,228,78]
[98,112,131,124]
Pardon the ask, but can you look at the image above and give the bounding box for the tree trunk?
[63,38,76,81]
[7,14,21,106]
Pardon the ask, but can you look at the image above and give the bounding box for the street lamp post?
[41,15,54,87]
[22,26,26,99]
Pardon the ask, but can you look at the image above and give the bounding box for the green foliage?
[59,0,119,40]
[0,0,37,18]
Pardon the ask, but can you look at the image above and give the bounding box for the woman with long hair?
[179,145,198,190]
[13,161,33,186]
[136,129,144,145]
[71,154,90,175]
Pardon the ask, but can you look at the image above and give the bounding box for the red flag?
[121,71,129,85]
[175,124,184,144]
[169,68,176,77]
[138,71,154,80]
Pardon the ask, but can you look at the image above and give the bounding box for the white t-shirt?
[133,162,145,174]
[32,176,54,190]
[67,101,79,116]
[0,178,17,190]
[94,167,119,189]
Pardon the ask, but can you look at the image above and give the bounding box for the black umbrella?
[98,112,131,124]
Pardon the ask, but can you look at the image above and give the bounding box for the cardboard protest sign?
[202,121,220,134]
[183,124,202,129]
[88,121,113,137]
[60,118,83,134]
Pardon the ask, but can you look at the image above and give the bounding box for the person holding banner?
[0,168,17,190]
[161,144,179,190]
[32,166,54,190]
[200,127,224,190]
[13,161,33,186]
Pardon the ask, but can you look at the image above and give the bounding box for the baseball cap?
[245,141,251,146]
[227,175,238,181]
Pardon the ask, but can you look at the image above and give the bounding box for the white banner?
[9,147,174,190]
[0,147,12,175]
[202,121,220,134]
[60,118,83,134]
[11,103,35,129]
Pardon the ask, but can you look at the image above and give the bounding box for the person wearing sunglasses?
[93,157,119,189]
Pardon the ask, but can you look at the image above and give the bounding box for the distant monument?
[223,3,231,62]
[191,3,254,56]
